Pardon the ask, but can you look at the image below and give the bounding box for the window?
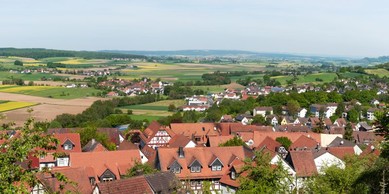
[171,167,181,174]
[211,165,222,171]
[102,177,114,182]
[231,171,236,180]
[63,144,73,150]
[57,158,65,166]
[190,166,201,173]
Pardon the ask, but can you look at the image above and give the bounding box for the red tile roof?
[168,134,193,148]
[252,131,321,149]
[96,175,153,194]
[290,135,319,151]
[169,123,220,144]
[157,146,251,180]
[37,167,95,194]
[69,150,140,182]
[256,136,282,152]
[53,133,82,153]
[327,147,355,160]
[288,151,317,177]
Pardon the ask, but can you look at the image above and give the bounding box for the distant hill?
[100,49,307,58]
[0,48,146,59]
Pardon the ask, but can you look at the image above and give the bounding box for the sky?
[1,0,388,57]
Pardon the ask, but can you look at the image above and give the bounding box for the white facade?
[314,152,345,173]
[297,108,307,118]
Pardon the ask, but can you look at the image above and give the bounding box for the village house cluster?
[2,112,381,194]
[99,78,170,97]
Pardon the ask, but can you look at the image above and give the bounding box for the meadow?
[365,69,389,78]
[121,99,186,120]
[0,85,100,99]
[272,73,338,85]
[0,101,37,112]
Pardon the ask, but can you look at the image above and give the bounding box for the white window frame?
[190,166,201,173]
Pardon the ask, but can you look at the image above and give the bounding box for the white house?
[313,150,345,173]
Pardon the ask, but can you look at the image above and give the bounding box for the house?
[93,175,153,194]
[353,131,381,145]
[356,122,373,131]
[220,115,234,123]
[141,121,175,149]
[181,105,209,112]
[370,99,380,106]
[38,133,82,169]
[327,137,362,155]
[286,151,317,188]
[253,106,273,117]
[333,118,347,127]
[34,167,96,194]
[366,108,379,121]
[297,108,307,118]
[157,146,253,193]
[289,135,319,151]
[280,116,294,125]
[82,139,108,152]
[235,114,253,125]
[312,149,345,173]
[310,103,337,118]
[168,134,197,148]
[69,150,141,183]
[169,123,221,146]
[266,115,279,126]
[93,172,180,194]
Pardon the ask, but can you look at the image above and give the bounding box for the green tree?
[78,126,115,150]
[275,137,292,150]
[238,151,292,193]
[219,136,246,147]
[14,60,23,66]
[286,100,300,117]
[0,115,62,192]
[348,109,359,123]
[168,104,176,112]
[124,161,158,178]
[251,115,269,125]
[344,122,353,141]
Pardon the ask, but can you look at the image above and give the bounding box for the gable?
[99,169,116,181]
[168,160,182,170]
[188,159,202,168]
[209,157,224,167]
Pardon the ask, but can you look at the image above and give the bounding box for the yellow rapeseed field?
[59,58,84,64]
[0,86,57,93]
[0,101,37,112]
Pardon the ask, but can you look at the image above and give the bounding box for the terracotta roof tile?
[287,151,317,177]
[327,147,355,160]
[252,131,321,149]
[96,175,153,194]
[168,134,193,148]
[69,150,140,182]
[117,140,139,150]
[290,135,319,151]
[256,136,282,152]
[157,146,250,180]
[53,133,82,153]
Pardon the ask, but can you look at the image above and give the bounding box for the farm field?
[0,71,67,81]
[272,73,338,85]
[0,85,100,99]
[365,68,389,78]
[0,101,37,112]
[191,83,245,93]
[122,99,186,120]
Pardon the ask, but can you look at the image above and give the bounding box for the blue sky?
[1,0,388,57]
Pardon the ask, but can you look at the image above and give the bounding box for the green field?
[365,69,389,78]
[0,72,66,81]
[0,85,100,99]
[121,99,185,119]
[272,73,338,85]
[129,115,162,122]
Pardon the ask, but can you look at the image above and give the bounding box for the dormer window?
[209,157,224,171]
[62,139,74,150]
[188,159,202,173]
[169,160,182,174]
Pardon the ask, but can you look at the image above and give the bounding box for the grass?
[0,85,100,99]
[191,83,245,93]
[365,69,389,78]
[120,99,185,120]
[273,73,338,85]
[0,72,66,81]
[0,101,37,112]
[129,115,162,122]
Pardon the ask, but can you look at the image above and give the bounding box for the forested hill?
[0,48,146,59]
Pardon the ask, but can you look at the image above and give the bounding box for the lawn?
[0,101,37,112]
[0,72,66,81]
[129,115,162,122]
[120,99,185,120]
[0,85,100,99]
[365,69,389,78]
[191,83,245,93]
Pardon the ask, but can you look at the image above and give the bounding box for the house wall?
[314,152,345,173]
[186,141,197,148]
[57,157,69,167]
[320,134,342,147]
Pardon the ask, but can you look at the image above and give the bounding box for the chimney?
[178,147,184,158]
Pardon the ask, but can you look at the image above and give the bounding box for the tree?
[168,104,176,112]
[251,115,269,125]
[275,137,292,150]
[219,136,246,147]
[344,122,353,141]
[348,108,359,123]
[0,113,61,192]
[124,161,158,178]
[14,60,23,66]
[335,101,346,117]
[78,126,115,150]
[286,100,300,117]
[238,151,292,193]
